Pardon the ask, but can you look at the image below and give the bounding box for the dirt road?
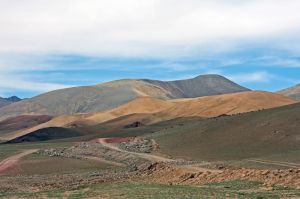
[247,159,300,169]
[96,138,175,162]
[0,149,38,174]
[96,138,220,173]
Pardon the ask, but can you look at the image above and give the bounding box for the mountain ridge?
[0,74,250,121]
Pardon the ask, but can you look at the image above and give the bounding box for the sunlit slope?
[159,91,296,119]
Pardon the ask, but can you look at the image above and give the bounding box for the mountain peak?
[193,74,224,78]
[5,96,22,102]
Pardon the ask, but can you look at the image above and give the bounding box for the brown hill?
[158,91,296,119]
[86,97,173,123]
[0,97,172,140]
[3,91,296,141]
[77,91,297,126]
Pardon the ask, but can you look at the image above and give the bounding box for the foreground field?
[0,138,300,199]
[1,181,300,199]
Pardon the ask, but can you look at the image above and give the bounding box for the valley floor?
[0,139,300,199]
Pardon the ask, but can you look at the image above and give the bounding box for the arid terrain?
[2,0,300,197]
[0,75,300,198]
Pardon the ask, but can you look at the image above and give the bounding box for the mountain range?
[0,75,249,121]
[0,96,22,108]
[0,74,298,144]
[0,91,295,141]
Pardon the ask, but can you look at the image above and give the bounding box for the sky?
[0,0,300,98]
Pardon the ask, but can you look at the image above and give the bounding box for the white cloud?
[226,71,274,83]
[0,0,300,57]
[0,73,75,93]
[254,56,300,68]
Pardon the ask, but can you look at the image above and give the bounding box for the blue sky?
[0,0,300,98]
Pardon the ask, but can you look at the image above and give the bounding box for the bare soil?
[0,149,38,175]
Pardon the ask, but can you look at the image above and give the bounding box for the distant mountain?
[277,84,300,100]
[5,96,22,103]
[0,74,249,121]
[0,96,22,108]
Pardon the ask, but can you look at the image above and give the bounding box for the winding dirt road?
[96,138,220,173]
[0,149,38,174]
[96,138,175,162]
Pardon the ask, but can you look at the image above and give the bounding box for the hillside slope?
[0,98,11,108]
[3,91,295,141]
[0,115,53,140]
[278,84,300,100]
[150,102,300,161]
[0,75,249,121]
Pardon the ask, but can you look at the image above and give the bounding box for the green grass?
[205,180,263,190]
[0,140,121,178]
[11,156,115,176]
[143,103,300,162]
[47,190,64,198]
[2,181,300,199]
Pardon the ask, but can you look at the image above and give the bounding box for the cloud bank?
[1,0,300,57]
[0,0,300,96]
